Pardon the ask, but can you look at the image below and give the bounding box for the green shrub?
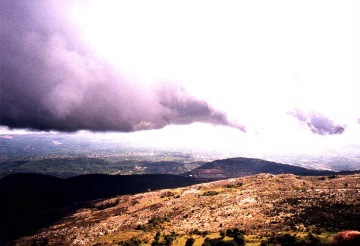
[185,238,195,246]
[202,238,238,246]
[226,228,245,237]
[260,240,268,246]
[233,233,245,245]
[135,224,144,230]
[190,229,209,237]
[278,233,296,244]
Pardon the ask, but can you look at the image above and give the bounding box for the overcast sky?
[1,0,359,155]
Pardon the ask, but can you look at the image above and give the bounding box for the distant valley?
[0,157,203,179]
[1,133,360,177]
[1,154,359,180]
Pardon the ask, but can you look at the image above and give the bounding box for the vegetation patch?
[289,202,360,231]
[118,237,142,246]
[93,198,120,210]
[202,191,220,196]
[161,191,175,198]
[190,229,210,237]
[224,182,243,189]
[151,231,178,246]
[202,228,245,246]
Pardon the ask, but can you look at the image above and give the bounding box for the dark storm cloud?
[158,86,246,131]
[290,110,345,135]
[0,1,244,132]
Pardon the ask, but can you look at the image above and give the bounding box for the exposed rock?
[332,231,360,246]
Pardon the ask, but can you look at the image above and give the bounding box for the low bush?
[118,237,141,246]
[202,191,219,196]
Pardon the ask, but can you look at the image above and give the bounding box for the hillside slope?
[16,173,360,245]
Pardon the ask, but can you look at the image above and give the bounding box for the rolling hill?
[182,157,358,180]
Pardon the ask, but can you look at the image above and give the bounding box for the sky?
[1,0,360,156]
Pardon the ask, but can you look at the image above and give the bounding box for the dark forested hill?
[182,157,359,180]
[0,173,198,240]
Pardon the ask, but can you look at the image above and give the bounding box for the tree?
[152,231,161,246]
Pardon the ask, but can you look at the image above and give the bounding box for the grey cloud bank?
[290,110,345,135]
[0,1,244,133]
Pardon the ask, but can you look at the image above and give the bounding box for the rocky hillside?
[182,158,354,180]
[17,173,360,245]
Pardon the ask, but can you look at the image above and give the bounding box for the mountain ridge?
[182,157,360,180]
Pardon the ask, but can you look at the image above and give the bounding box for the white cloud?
[2,0,359,155]
[72,0,360,125]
